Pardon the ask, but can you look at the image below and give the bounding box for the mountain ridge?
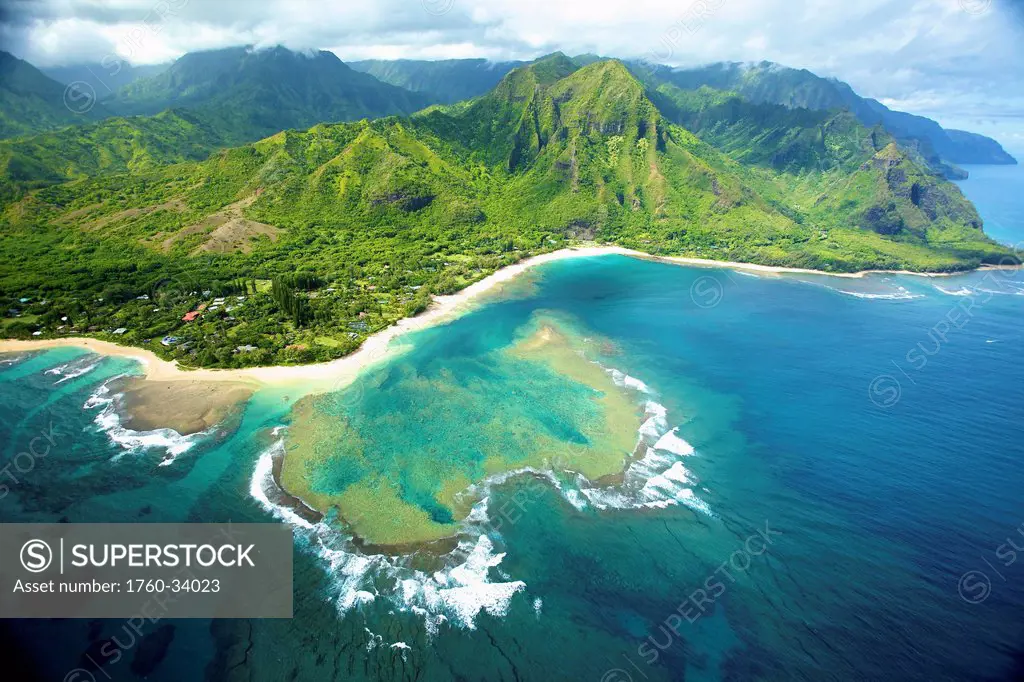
[0,56,1013,367]
[355,55,1017,176]
[105,45,431,138]
[634,60,1017,172]
[0,51,111,139]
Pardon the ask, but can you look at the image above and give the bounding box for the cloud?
[2,0,1022,145]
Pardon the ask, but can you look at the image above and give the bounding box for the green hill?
[43,60,170,100]
[0,58,1013,367]
[352,55,1018,175]
[0,109,231,203]
[106,46,430,139]
[632,60,1017,174]
[0,47,442,203]
[0,51,111,139]
[348,58,524,104]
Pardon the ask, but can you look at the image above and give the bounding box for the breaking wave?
[250,435,526,635]
[84,379,208,466]
[834,289,923,301]
[45,354,103,384]
[248,365,713,634]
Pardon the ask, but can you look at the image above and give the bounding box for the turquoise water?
[3,177,1024,680]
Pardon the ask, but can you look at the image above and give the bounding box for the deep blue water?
[2,171,1023,681]
[956,164,1024,247]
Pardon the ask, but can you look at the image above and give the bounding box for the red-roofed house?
[182,311,201,322]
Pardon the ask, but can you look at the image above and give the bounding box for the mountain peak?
[0,50,110,138]
[525,52,579,84]
[101,45,428,139]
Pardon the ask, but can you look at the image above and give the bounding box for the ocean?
[2,164,1023,681]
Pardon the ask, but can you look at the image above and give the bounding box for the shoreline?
[0,246,1014,387]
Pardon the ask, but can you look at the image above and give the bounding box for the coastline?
[0,245,1015,388]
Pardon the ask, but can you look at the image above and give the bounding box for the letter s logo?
[21,539,53,573]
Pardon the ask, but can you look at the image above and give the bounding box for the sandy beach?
[1,245,1014,391]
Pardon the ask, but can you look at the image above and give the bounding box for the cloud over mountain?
[2,0,1022,148]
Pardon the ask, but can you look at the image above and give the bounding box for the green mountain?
[352,56,1017,175]
[1,57,1011,367]
[43,60,170,100]
[0,51,111,139]
[0,109,229,203]
[105,46,430,140]
[348,58,524,104]
[0,47,443,202]
[632,61,1017,173]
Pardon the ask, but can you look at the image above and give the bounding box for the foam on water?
[250,441,315,529]
[835,289,924,301]
[608,368,651,393]
[576,445,713,516]
[654,428,695,456]
[84,379,206,465]
[933,285,973,296]
[45,354,103,384]
[933,280,1024,298]
[246,365,713,634]
[250,437,528,635]
[638,400,668,441]
[565,367,711,514]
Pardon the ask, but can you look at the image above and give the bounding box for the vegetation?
[107,46,430,138]
[348,58,523,104]
[0,51,110,139]
[0,47,447,204]
[0,55,1016,368]
[629,60,1017,173]
[0,109,229,203]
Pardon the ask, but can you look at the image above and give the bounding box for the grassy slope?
[0,58,1015,367]
[0,109,231,203]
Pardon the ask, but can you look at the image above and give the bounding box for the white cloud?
[3,0,1022,147]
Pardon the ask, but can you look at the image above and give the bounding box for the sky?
[2,0,1023,153]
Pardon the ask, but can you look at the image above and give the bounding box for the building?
[182,311,201,322]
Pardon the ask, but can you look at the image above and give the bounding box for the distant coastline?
[1,245,1018,388]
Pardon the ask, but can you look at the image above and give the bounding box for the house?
[235,345,258,353]
[161,336,181,346]
[113,328,127,335]
[32,331,42,336]
[182,311,201,322]
[136,295,149,301]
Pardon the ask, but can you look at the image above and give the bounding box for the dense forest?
[0,55,1016,368]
